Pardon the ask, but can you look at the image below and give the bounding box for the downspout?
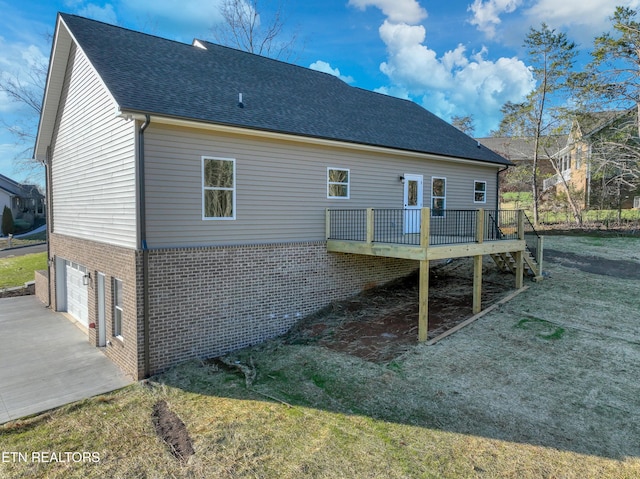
[496,165,509,236]
[45,146,52,308]
[497,164,509,210]
[138,114,151,378]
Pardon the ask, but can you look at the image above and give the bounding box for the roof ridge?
[59,12,194,49]
[193,39,347,82]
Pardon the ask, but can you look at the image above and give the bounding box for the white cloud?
[347,0,427,24]
[309,60,355,84]
[77,3,118,24]
[372,19,534,135]
[469,0,640,44]
[468,0,522,38]
[525,0,640,42]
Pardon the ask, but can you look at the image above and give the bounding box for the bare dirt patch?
[287,257,516,363]
[544,248,640,279]
[151,400,195,463]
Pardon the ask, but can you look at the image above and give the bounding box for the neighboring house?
[477,136,565,192]
[35,14,517,380]
[543,109,640,209]
[0,173,45,232]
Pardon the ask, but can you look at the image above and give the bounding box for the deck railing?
[327,208,525,247]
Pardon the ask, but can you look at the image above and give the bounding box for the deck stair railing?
[485,210,543,278]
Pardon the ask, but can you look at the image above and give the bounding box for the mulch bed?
[0,284,35,299]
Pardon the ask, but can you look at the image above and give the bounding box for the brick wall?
[34,269,49,305]
[48,232,143,379]
[146,241,417,374]
[47,235,417,379]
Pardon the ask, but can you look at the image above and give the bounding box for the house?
[35,13,531,380]
[477,136,565,194]
[0,173,45,233]
[542,109,640,209]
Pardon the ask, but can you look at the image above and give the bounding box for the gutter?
[138,114,151,378]
[44,146,52,308]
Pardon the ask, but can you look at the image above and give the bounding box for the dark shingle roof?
[60,13,510,166]
[574,110,636,138]
[0,174,42,198]
[477,136,567,161]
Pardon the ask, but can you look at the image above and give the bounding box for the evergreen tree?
[2,206,14,236]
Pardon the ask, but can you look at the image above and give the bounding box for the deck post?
[418,207,430,342]
[536,236,544,278]
[473,209,484,314]
[514,250,524,289]
[475,209,484,244]
[366,208,374,244]
[420,208,430,248]
[473,255,483,314]
[325,208,331,240]
[418,259,430,341]
[515,210,525,288]
[517,209,525,240]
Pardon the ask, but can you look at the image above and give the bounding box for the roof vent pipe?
[238,93,244,108]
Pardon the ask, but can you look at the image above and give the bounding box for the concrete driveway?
[0,296,133,424]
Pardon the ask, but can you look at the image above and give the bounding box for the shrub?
[2,206,14,236]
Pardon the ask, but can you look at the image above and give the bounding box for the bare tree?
[211,0,299,60]
[497,25,580,225]
[451,115,475,136]
[576,7,640,209]
[0,34,49,176]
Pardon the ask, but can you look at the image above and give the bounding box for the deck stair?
[491,249,539,277]
[489,212,543,280]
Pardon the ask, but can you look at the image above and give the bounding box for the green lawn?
[0,252,48,288]
[0,231,46,250]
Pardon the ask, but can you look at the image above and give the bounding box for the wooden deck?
[326,208,542,343]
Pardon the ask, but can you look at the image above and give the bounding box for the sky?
[1,0,639,187]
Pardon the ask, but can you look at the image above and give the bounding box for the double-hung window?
[113,278,123,338]
[203,157,236,219]
[431,177,446,217]
[327,168,350,199]
[474,181,487,203]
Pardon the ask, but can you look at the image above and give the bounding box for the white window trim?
[327,167,350,199]
[431,176,446,217]
[202,156,236,220]
[113,278,123,340]
[474,180,487,204]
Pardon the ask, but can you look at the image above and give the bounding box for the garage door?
[65,261,89,328]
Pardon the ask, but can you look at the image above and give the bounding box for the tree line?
[494,6,640,226]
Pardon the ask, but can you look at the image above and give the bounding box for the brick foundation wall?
[147,241,417,374]
[34,269,49,305]
[49,233,143,379]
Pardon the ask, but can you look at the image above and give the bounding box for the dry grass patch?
[1,235,640,478]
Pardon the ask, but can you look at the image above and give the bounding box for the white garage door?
[65,261,89,328]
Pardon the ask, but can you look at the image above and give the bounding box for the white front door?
[403,174,423,234]
[65,261,89,328]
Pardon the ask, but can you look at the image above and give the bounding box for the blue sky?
[1,0,639,186]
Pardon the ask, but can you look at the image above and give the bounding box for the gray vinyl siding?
[50,44,136,248]
[145,123,498,248]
